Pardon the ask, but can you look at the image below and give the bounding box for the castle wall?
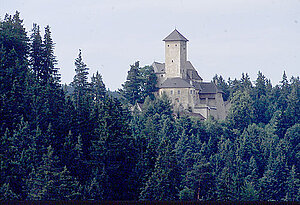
[165,41,187,79]
[159,87,197,112]
[156,73,166,86]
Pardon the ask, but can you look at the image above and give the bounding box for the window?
[172,60,174,62]
[170,90,173,94]
[178,90,180,94]
[161,74,163,77]
[190,90,193,94]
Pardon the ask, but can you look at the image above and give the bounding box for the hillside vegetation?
[0,12,299,201]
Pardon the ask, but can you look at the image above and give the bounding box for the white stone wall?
[165,41,187,78]
[159,87,196,111]
[156,73,166,86]
[215,93,227,120]
[193,92,228,120]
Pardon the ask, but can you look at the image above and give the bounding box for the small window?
[178,90,180,94]
[161,74,163,77]
[172,60,174,63]
[171,90,173,94]
[190,90,193,94]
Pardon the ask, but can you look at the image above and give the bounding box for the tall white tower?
[163,29,188,79]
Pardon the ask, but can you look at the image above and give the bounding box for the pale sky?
[1,0,299,90]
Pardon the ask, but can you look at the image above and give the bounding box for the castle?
[152,29,230,120]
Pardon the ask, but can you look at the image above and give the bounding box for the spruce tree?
[26,146,81,200]
[0,11,30,134]
[90,97,135,200]
[284,165,300,201]
[91,71,106,103]
[30,23,43,80]
[41,25,60,85]
[140,137,180,201]
[120,61,142,105]
[227,90,254,131]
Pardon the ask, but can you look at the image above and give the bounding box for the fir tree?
[91,71,106,103]
[120,61,142,105]
[140,137,180,201]
[26,146,81,200]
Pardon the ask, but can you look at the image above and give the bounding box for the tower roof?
[163,29,189,42]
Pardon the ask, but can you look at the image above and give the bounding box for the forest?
[0,12,299,201]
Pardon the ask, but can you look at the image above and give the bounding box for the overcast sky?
[1,0,300,90]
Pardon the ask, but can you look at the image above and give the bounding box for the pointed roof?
[163,29,189,42]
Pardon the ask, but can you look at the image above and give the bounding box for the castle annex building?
[152,29,230,120]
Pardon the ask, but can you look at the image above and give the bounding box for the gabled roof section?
[152,62,165,74]
[163,29,189,42]
[199,82,224,94]
[159,78,193,88]
[185,61,203,81]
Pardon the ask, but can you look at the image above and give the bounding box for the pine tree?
[89,97,135,200]
[285,77,300,127]
[284,165,300,201]
[41,25,60,85]
[227,90,254,131]
[120,61,142,105]
[140,137,180,200]
[30,23,43,80]
[72,49,90,109]
[0,183,20,200]
[183,157,216,201]
[253,71,272,124]
[0,11,30,134]
[284,124,300,167]
[26,146,81,200]
[91,71,106,103]
[240,181,259,201]
[240,73,252,91]
[139,65,157,100]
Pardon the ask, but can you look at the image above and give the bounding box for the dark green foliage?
[227,90,254,131]
[91,71,106,103]
[140,137,180,200]
[89,96,135,200]
[285,165,300,201]
[120,61,157,105]
[42,25,60,85]
[252,71,273,124]
[71,49,90,109]
[0,11,30,134]
[26,146,81,200]
[213,74,230,101]
[1,11,299,202]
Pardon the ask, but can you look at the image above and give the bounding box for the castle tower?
[163,29,188,79]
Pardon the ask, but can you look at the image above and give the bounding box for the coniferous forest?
[0,12,299,201]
